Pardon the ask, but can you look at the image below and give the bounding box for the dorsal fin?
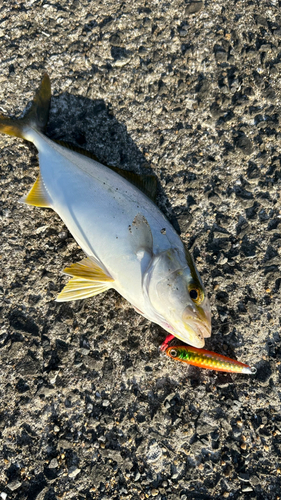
[53,139,158,202]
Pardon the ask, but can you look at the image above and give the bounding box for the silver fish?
[0,75,211,347]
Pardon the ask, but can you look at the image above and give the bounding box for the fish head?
[146,247,211,348]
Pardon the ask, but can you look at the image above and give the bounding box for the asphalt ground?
[0,0,281,499]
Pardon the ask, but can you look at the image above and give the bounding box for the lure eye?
[169,349,178,357]
[188,285,204,304]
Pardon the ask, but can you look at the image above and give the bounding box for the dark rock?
[247,161,260,179]
[9,309,39,335]
[212,223,229,235]
[236,215,249,235]
[240,235,256,257]
[216,290,229,304]
[214,45,227,63]
[196,79,211,100]
[263,245,278,263]
[207,237,231,255]
[210,102,224,118]
[264,265,279,275]
[176,211,193,233]
[244,86,255,96]
[245,202,260,219]
[234,185,253,200]
[234,133,253,155]
[109,33,121,46]
[255,361,272,383]
[16,355,41,376]
[259,209,270,222]
[158,80,168,95]
[255,15,268,27]
[187,194,196,207]
[185,1,203,15]
[111,46,130,62]
[267,219,281,230]
[16,379,30,393]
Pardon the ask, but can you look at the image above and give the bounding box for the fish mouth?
[181,311,212,348]
[167,321,209,348]
[156,303,212,348]
[188,319,211,347]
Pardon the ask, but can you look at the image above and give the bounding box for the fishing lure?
[161,342,256,374]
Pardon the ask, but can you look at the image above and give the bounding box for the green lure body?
[164,345,256,374]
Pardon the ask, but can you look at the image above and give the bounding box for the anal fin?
[21,174,52,208]
[63,257,113,282]
[56,257,114,302]
[56,278,112,302]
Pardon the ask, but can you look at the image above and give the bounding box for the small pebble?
[81,348,90,356]
[49,458,58,468]
[185,0,203,15]
[68,467,81,478]
[242,486,253,493]
[134,472,140,481]
[58,231,68,240]
[7,481,21,492]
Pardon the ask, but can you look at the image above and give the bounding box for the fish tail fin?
[0,73,51,141]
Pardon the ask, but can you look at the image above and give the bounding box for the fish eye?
[188,285,204,304]
[190,289,198,300]
[169,349,178,357]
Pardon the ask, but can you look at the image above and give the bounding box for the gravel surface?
[0,0,281,499]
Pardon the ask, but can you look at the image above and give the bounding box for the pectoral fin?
[129,214,153,255]
[128,213,153,274]
[56,257,114,302]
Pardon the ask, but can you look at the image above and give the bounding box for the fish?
[162,343,256,374]
[0,74,211,348]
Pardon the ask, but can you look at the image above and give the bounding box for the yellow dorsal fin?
[56,257,114,302]
[56,278,112,302]
[63,257,114,282]
[21,174,52,208]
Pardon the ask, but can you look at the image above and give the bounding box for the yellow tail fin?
[0,74,51,140]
